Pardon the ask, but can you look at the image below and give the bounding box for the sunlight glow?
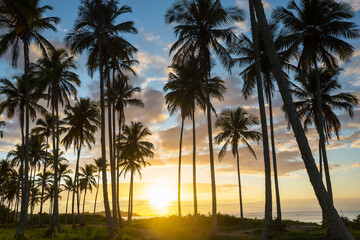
[146,183,176,215]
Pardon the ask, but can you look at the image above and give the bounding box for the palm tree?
[0,121,4,138]
[93,157,108,216]
[79,164,97,225]
[0,159,15,223]
[230,22,296,226]
[165,1,243,235]
[117,121,154,224]
[63,178,73,225]
[0,75,46,225]
[215,107,261,224]
[65,1,137,233]
[29,185,41,223]
[0,0,59,235]
[110,76,143,220]
[33,47,80,232]
[61,98,100,228]
[290,67,359,145]
[272,0,360,204]
[250,0,354,238]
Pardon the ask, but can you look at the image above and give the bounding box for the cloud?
[343,0,360,11]
[133,51,169,75]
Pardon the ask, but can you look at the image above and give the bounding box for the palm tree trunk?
[81,188,87,225]
[117,112,123,225]
[99,41,114,236]
[205,72,217,237]
[252,0,353,238]
[127,171,134,224]
[313,62,333,202]
[269,96,282,226]
[107,71,117,225]
[178,116,184,218]
[192,107,198,227]
[65,189,70,224]
[6,201,10,224]
[72,147,81,228]
[236,150,244,225]
[15,39,30,238]
[94,173,100,216]
[249,2,272,238]
[39,137,48,227]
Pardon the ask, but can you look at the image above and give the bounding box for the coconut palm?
[230,23,295,226]
[165,1,243,235]
[215,107,261,224]
[62,178,73,225]
[79,164,97,225]
[272,0,360,203]
[33,47,80,232]
[290,68,359,144]
[29,185,41,223]
[0,159,15,223]
[250,0,354,238]
[93,157,108,216]
[61,98,100,228]
[65,1,137,233]
[110,76,143,219]
[0,0,59,234]
[117,121,154,224]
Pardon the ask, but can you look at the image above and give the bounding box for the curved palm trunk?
[94,172,100,216]
[252,0,353,238]
[236,150,244,225]
[178,116,185,218]
[192,108,198,227]
[72,147,81,228]
[99,50,114,236]
[249,2,272,238]
[65,188,70,224]
[39,137,49,227]
[314,62,333,202]
[81,188,87,224]
[269,96,282,226]
[15,40,31,238]
[107,72,117,225]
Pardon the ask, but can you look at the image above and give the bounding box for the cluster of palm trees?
[0,0,359,239]
[0,0,154,238]
[164,0,359,239]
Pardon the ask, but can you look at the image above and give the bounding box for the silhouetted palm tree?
[65,1,137,233]
[165,1,243,235]
[250,0,354,237]
[272,0,360,203]
[215,107,261,224]
[118,121,154,224]
[62,98,100,228]
[63,178,73,225]
[79,164,97,225]
[0,0,59,234]
[0,121,4,138]
[93,157,108,216]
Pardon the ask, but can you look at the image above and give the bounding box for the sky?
[0,0,360,218]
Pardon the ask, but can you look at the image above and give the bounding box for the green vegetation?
[1,214,360,240]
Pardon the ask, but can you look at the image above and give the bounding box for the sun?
[146,183,176,215]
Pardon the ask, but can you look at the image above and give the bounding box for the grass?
[0,214,360,240]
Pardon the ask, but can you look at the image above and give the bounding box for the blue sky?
[0,0,360,216]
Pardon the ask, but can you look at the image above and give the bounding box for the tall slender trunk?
[99,43,114,236]
[252,0,353,238]
[107,71,117,225]
[269,96,282,225]
[6,201,10,224]
[94,172,100,216]
[117,112,123,225]
[0,196,3,224]
[15,40,31,238]
[236,150,244,225]
[82,188,87,224]
[249,2,272,238]
[39,137,48,227]
[314,62,333,202]
[65,188,70,225]
[178,117,184,218]
[192,107,198,227]
[127,171,134,224]
[72,147,81,228]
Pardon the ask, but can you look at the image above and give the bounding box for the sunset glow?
[146,184,177,215]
